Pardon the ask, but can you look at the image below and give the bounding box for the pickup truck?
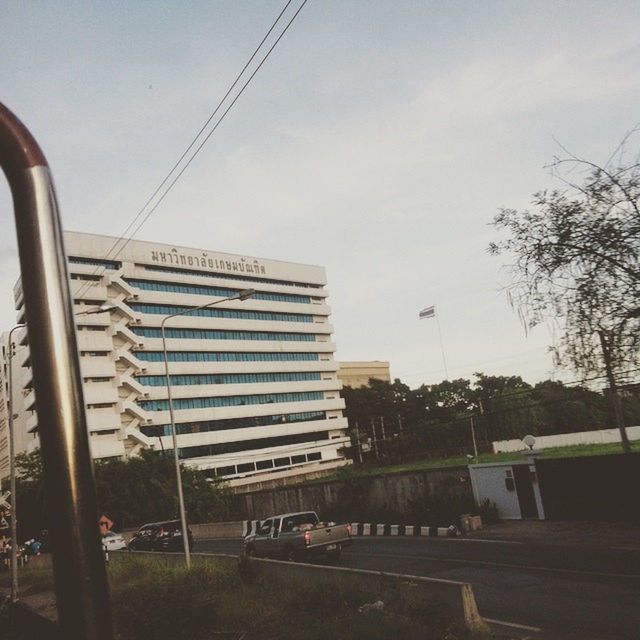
[243,511,352,562]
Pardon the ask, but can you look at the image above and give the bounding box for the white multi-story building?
[0,333,29,481]
[8,232,349,486]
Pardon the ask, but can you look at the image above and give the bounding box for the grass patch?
[108,556,471,640]
[4,556,478,639]
[0,564,54,595]
[303,440,640,485]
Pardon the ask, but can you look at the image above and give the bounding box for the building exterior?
[0,333,30,481]
[9,232,349,486]
[337,361,391,389]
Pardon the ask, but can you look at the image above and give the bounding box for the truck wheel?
[284,547,298,562]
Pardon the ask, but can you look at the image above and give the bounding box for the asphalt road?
[197,536,640,639]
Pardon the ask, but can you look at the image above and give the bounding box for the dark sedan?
[128,520,194,552]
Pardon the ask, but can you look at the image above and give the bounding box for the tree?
[7,448,231,537]
[489,135,640,452]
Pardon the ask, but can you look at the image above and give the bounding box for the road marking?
[346,551,640,580]
[358,536,523,545]
[440,538,524,545]
[611,546,640,552]
[484,618,541,632]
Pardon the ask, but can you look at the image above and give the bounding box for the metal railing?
[0,102,113,639]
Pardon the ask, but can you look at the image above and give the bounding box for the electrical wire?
[73,0,307,299]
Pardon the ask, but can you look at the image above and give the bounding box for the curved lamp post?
[0,102,113,640]
[160,289,254,567]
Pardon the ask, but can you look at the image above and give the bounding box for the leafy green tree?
[8,448,231,537]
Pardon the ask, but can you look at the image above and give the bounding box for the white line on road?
[358,536,524,545]
[484,618,542,632]
[347,551,640,580]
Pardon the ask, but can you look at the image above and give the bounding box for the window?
[137,372,321,387]
[125,279,311,304]
[256,460,274,470]
[129,303,312,324]
[136,351,320,363]
[138,391,324,412]
[307,452,322,462]
[69,256,120,270]
[177,430,329,460]
[133,327,315,342]
[237,462,256,473]
[291,455,306,464]
[143,264,322,289]
[217,465,236,476]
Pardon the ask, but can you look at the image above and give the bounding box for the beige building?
[337,361,391,389]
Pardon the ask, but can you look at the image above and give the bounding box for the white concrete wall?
[492,426,640,453]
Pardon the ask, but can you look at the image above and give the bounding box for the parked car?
[102,531,127,551]
[244,511,352,562]
[128,520,194,552]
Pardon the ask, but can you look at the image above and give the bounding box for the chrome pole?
[7,323,24,602]
[159,289,254,567]
[0,103,113,640]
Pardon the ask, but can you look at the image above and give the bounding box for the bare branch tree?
[489,133,640,452]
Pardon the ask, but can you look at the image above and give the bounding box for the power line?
[123,0,309,245]
[73,0,307,300]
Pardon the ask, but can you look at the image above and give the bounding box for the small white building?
[5,232,350,486]
[469,459,545,520]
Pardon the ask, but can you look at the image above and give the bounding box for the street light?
[160,289,255,567]
[4,302,117,601]
[75,302,119,316]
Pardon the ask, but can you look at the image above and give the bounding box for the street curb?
[351,523,460,537]
[242,520,460,538]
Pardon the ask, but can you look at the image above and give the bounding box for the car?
[244,511,353,562]
[128,520,194,552]
[101,531,127,551]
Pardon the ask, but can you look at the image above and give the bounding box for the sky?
[1,1,639,389]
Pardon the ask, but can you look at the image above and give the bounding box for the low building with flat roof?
[337,361,391,389]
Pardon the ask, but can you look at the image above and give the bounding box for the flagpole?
[434,311,449,380]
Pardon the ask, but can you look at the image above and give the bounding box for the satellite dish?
[522,434,536,450]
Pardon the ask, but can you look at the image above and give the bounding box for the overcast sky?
[1,1,639,388]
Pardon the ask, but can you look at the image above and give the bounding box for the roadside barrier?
[351,522,460,537]
[114,551,488,633]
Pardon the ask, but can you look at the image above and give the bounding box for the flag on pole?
[419,305,436,320]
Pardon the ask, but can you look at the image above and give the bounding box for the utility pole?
[370,418,379,460]
[469,415,479,458]
[379,416,387,460]
[353,421,363,464]
[598,330,631,454]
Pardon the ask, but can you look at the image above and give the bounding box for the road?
[197,536,640,639]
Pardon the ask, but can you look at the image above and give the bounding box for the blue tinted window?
[130,303,312,323]
[132,327,315,342]
[138,391,324,412]
[137,372,322,386]
[177,430,329,459]
[126,279,311,304]
[141,411,326,437]
[136,351,320,362]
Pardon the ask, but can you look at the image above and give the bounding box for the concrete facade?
[337,361,391,388]
[0,333,31,480]
[8,232,349,485]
